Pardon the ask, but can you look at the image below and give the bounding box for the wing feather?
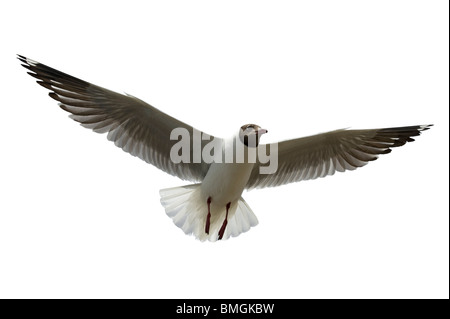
[19,55,216,182]
[246,125,432,189]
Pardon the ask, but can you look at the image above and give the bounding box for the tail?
[159,184,258,241]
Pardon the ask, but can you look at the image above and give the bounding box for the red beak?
[257,129,268,135]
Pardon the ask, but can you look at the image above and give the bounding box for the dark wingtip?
[17,54,27,64]
[420,124,433,131]
[48,92,60,101]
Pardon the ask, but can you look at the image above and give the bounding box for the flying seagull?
[18,55,432,241]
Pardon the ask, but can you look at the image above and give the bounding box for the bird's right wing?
[246,125,432,190]
[19,55,218,182]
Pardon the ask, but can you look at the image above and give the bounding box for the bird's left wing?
[18,55,217,182]
[246,125,432,190]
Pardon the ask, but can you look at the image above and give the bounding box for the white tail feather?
[159,184,258,241]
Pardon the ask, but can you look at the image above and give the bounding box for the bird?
[18,55,432,242]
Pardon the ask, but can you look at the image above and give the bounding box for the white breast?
[201,161,255,206]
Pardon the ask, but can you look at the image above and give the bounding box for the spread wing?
[246,125,432,190]
[18,55,217,182]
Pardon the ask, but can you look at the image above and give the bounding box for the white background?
[0,0,448,298]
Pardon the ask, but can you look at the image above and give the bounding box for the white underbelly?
[200,162,255,206]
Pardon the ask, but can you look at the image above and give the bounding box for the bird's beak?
[257,128,268,135]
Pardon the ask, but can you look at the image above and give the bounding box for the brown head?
[238,124,268,147]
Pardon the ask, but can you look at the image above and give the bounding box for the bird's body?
[201,162,255,206]
[18,55,432,241]
[161,137,260,241]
